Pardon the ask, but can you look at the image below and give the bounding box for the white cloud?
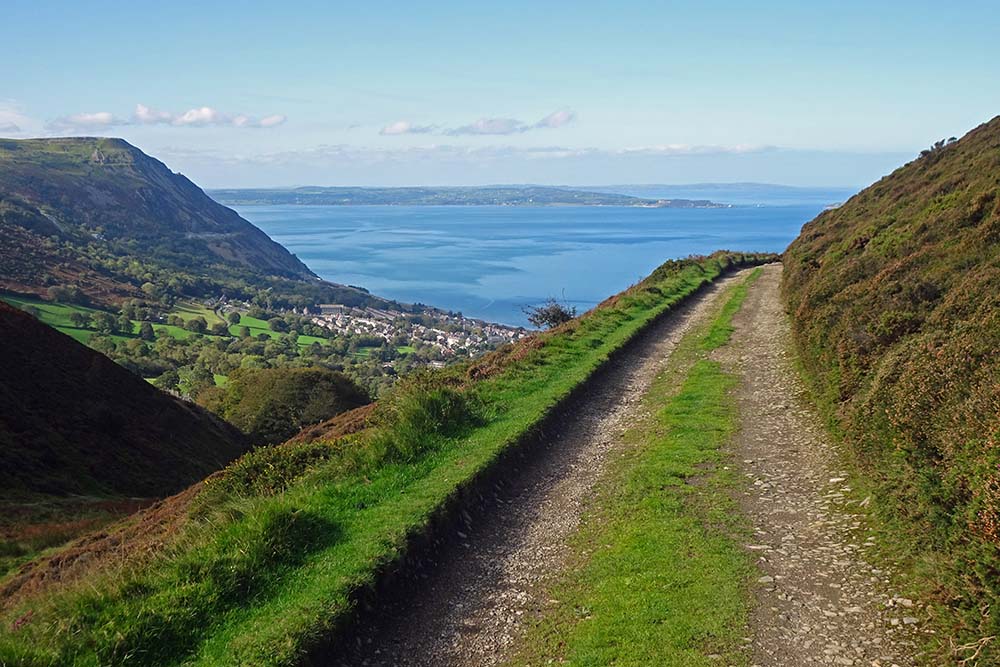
[134,104,173,124]
[379,120,436,135]
[173,106,222,126]
[0,102,43,135]
[165,142,774,169]
[257,114,287,128]
[49,104,289,129]
[446,117,526,136]
[382,110,578,137]
[534,109,576,129]
[47,111,125,131]
[617,143,775,155]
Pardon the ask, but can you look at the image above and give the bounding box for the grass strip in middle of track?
[511,268,762,666]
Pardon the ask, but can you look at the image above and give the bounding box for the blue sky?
[3,1,999,187]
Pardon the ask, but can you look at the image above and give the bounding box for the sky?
[3,1,999,188]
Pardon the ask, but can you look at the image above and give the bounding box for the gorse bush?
[783,115,1000,659]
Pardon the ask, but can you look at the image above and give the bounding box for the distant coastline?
[209,185,726,209]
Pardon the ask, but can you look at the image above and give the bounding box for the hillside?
[0,138,391,308]
[0,252,775,666]
[0,301,248,499]
[208,185,721,207]
[783,116,1000,654]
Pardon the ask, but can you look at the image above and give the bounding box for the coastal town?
[310,303,529,362]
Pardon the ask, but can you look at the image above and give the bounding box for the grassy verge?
[0,253,774,667]
[509,268,760,666]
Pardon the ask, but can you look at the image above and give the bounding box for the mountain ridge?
[0,137,334,305]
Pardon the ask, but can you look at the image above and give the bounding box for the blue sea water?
[234,204,825,327]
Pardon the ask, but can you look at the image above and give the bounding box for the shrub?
[524,298,577,329]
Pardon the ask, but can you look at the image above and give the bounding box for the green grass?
[228,313,327,348]
[0,296,330,350]
[0,253,775,667]
[172,302,227,326]
[509,270,759,666]
[0,295,117,344]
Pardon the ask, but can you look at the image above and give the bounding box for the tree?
[227,311,242,325]
[238,326,251,339]
[69,312,90,328]
[185,316,208,334]
[523,298,576,329]
[154,369,180,391]
[267,317,288,332]
[117,313,134,334]
[139,321,156,341]
[91,311,118,335]
[140,282,161,300]
[211,322,230,336]
[197,367,370,445]
[46,285,85,304]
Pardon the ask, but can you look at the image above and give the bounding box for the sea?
[233,188,848,328]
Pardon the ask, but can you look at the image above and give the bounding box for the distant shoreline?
[208,185,725,209]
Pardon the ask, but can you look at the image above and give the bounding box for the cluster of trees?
[195,367,371,445]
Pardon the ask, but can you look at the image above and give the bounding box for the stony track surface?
[335,270,750,667]
[720,264,923,667]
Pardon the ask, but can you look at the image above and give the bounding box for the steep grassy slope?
[0,251,774,667]
[783,116,1000,656]
[0,137,312,288]
[0,301,248,498]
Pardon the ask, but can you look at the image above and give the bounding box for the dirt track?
[720,264,922,666]
[335,265,926,667]
[333,270,751,667]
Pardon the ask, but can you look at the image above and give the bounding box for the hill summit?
[0,137,314,302]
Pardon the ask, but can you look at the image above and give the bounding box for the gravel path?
[720,264,923,667]
[335,270,751,667]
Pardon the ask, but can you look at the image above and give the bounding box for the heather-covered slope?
[0,301,248,498]
[0,137,315,303]
[783,116,1000,654]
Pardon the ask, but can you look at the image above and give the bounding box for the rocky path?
[720,264,923,667]
[335,270,752,667]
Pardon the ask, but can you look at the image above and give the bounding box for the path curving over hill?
[333,269,753,666]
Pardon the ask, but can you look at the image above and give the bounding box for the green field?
[0,253,775,667]
[0,295,331,350]
[0,296,128,345]
[227,313,328,347]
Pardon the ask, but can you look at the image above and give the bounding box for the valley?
[1,118,999,667]
[4,5,998,666]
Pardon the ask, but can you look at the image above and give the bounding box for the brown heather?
[782,115,1000,659]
